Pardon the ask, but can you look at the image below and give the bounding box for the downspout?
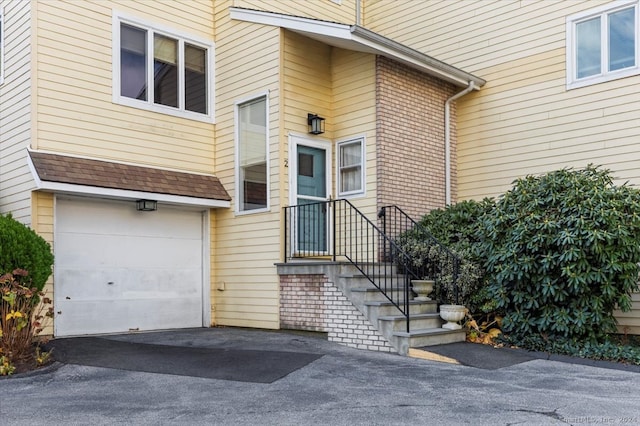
[355,0,361,25]
[445,81,475,205]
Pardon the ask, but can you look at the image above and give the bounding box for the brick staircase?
[277,261,465,355]
[337,263,465,355]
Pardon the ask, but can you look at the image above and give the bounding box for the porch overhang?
[27,150,231,209]
[229,7,485,88]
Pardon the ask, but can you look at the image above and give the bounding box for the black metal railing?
[378,205,461,305]
[284,200,421,332]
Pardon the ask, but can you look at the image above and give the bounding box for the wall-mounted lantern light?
[307,113,325,135]
[136,199,157,211]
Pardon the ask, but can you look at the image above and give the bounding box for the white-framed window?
[0,7,4,85]
[337,136,365,197]
[566,1,639,89]
[112,11,214,122]
[235,93,269,213]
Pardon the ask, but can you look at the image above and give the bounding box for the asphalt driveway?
[1,327,639,425]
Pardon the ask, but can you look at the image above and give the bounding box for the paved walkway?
[1,327,639,425]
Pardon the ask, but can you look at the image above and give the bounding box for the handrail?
[378,205,461,305]
[284,200,422,332]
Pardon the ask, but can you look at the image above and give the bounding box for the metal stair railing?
[378,205,462,305]
[284,199,422,332]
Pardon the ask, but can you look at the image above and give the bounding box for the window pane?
[121,24,147,100]
[185,44,207,114]
[341,167,361,193]
[339,140,363,194]
[609,7,635,71]
[576,17,601,79]
[340,143,361,167]
[239,97,267,210]
[154,34,178,108]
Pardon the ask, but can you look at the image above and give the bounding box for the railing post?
[332,200,337,261]
[284,207,288,262]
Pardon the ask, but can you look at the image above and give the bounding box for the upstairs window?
[337,137,365,197]
[567,1,639,89]
[113,12,213,121]
[236,95,269,213]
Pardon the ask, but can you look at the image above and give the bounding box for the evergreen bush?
[0,214,53,291]
[397,200,494,311]
[480,166,640,342]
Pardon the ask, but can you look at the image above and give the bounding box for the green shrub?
[397,200,494,311]
[480,166,640,342]
[501,334,640,365]
[0,269,53,373]
[0,214,53,291]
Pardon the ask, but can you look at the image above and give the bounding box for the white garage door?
[54,197,205,336]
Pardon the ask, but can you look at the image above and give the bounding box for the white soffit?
[229,7,485,88]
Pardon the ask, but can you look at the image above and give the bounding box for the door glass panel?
[297,146,326,197]
[295,144,328,253]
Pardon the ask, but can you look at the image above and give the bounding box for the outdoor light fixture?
[136,199,157,211]
[307,113,325,135]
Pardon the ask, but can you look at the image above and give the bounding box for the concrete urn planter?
[439,304,467,330]
[411,279,434,301]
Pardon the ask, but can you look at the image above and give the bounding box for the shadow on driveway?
[46,336,323,383]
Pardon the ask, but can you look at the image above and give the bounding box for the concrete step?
[377,313,442,332]
[339,263,400,276]
[364,299,438,317]
[350,286,412,303]
[392,328,466,354]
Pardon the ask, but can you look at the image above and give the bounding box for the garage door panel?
[54,198,205,337]
[57,199,202,239]
[56,233,202,269]
[55,297,203,336]
[57,268,201,301]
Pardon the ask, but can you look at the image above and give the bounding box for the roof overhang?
[229,7,485,88]
[28,150,231,209]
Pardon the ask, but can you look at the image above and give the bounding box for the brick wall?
[279,274,394,352]
[376,56,459,218]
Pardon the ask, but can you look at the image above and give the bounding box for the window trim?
[336,135,366,198]
[112,10,215,122]
[0,7,4,85]
[234,92,270,215]
[566,0,640,90]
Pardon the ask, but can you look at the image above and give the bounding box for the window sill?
[114,96,215,123]
[567,67,640,90]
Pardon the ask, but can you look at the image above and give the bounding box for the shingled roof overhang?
[28,151,231,208]
[229,7,485,89]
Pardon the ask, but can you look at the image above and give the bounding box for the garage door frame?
[53,194,211,336]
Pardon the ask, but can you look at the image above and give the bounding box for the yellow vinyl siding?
[31,192,54,335]
[366,0,640,332]
[332,48,377,217]
[236,0,357,25]
[616,292,640,335]
[0,0,33,223]
[213,3,281,329]
[34,0,215,173]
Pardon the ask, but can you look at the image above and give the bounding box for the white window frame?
[0,7,4,85]
[234,92,270,215]
[112,10,215,122]
[566,0,640,90]
[336,135,366,198]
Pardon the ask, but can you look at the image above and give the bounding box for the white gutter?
[445,81,476,205]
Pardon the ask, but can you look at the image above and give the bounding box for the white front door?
[54,197,205,336]
[290,135,332,254]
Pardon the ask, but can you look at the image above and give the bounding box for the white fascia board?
[230,7,352,39]
[229,7,485,88]
[26,156,230,209]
